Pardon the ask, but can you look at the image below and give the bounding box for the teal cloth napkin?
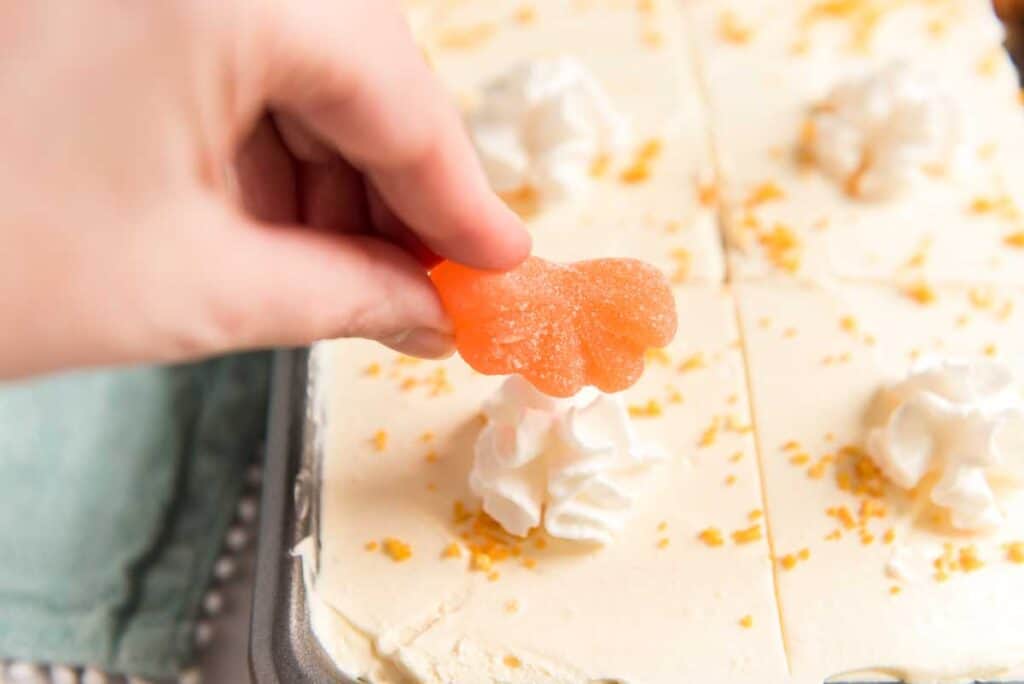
[0,352,270,680]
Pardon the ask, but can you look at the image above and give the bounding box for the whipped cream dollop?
[468,57,629,202]
[867,358,1024,531]
[470,375,665,544]
[807,63,966,200]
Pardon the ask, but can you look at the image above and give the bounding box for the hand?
[0,0,530,378]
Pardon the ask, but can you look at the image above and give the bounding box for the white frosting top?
[808,63,966,200]
[867,358,1024,531]
[468,57,629,202]
[470,375,665,544]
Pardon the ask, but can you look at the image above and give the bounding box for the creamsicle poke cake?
[302,1,1024,682]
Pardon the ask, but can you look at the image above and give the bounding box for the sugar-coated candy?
[430,256,677,397]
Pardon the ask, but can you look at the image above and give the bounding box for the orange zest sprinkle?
[806,458,829,480]
[883,528,896,545]
[731,525,763,545]
[678,352,707,373]
[970,194,1018,219]
[719,10,753,44]
[499,186,541,219]
[748,509,763,522]
[782,440,801,452]
[998,300,1015,321]
[724,414,753,434]
[504,655,522,669]
[364,541,379,552]
[698,527,725,547]
[643,28,664,48]
[657,537,671,549]
[364,362,382,377]
[372,429,389,452]
[799,119,817,150]
[442,542,463,559]
[828,506,857,530]
[840,316,858,333]
[657,521,669,532]
[383,537,413,562]
[789,453,811,466]
[699,417,720,448]
[745,181,786,208]
[859,499,887,519]
[758,224,802,273]
[645,347,672,366]
[904,281,937,306]
[471,551,494,572]
[452,500,473,524]
[889,585,902,596]
[589,153,611,178]
[1004,231,1024,248]
[698,182,719,206]
[1005,542,1024,564]
[669,248,692,284]
[505,599,519,613]
[969,286,995,309]
[730,451,744,463]
[739,615,754,629]
[437,23,496,50]
[620,138,663,184]
[780,547,810,570]
[514,4,536,24]
[628,399,663,418]
[959,545,984,572]
[724,474,737,486]
[977,47,1001,76]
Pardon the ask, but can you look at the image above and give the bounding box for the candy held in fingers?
[430,256,677,397]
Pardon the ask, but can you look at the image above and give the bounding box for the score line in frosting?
[468,57,629,203]
[470,375,666,544]
[866,357,1024,531]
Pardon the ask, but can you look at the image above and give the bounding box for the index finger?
[258,0,531,270]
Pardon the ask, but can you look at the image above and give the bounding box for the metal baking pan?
[248,348,1024,684]
[250,347,353,684]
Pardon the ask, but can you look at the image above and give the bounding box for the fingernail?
[381,328,455,359]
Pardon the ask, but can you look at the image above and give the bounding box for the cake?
[304,1,1024,682]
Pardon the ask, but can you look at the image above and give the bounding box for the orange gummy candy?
[430,256,677,398]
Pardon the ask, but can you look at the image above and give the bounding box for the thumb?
[192,199,454,358]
